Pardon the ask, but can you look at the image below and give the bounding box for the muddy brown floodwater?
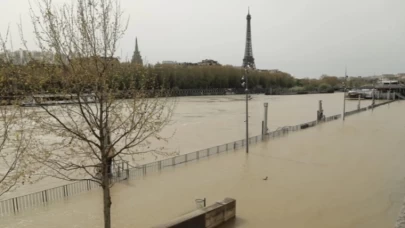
[1,96,404,228]
[1,93,378,200]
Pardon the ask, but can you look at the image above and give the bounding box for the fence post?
[197,151,200,160]
[13,198,17,213]
[42,190,48,203]
[172,157,175,165]
[143,165,146,175]
[87,180,90,190]
[217,146,219,153]
[234,142,236,149]
[63,185,67,197]
[158,161,162,171]
[126,162,129,178]
[226,143,228,151]
[121,161,124,177]
[117,163,121,178]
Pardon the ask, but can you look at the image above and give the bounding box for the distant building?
[180,62,198,66]
[197,59,221,66]
[382,74,396,78]
[131,37,143,65]
[162,61,178,65]
[0,49,58,65]
[258,69,281,73]
[396,73,405,78]
[381,79,400,85]
[268,69,280,73]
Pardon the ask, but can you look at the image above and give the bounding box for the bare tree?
[0,104,36,197]
[0,31,37,197]
[23,1,174,227]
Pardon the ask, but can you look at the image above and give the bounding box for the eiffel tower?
[243,8,256,69]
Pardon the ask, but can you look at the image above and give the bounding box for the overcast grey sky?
[1,0,404,78]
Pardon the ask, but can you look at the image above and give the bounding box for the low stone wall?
[153,198,236,228]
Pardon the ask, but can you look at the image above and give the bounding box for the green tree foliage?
[142,65,295,90]
[318,83,332,92]
[320,75,340,88]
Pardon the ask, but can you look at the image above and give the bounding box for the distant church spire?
[131,37,143,65]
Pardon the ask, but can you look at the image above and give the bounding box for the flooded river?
[1,94,404,228]
[1,93,377,199]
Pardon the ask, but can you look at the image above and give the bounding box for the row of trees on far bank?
[1,61,382,95]
[0,61,297,94]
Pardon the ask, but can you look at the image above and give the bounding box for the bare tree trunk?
[103,163,112,228]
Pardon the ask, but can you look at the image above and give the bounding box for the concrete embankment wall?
[153,198,236,228]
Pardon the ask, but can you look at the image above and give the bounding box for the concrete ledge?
[153,198,236,228]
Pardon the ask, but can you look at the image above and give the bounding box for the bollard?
[263,103,268,136]
[317,100,324,122]
[357,95,361,110]
[372,90,375,108]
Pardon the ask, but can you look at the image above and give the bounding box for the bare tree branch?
[21,1,175,228]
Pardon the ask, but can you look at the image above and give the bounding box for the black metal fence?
[344,100,394,117]
[0,113,344,217]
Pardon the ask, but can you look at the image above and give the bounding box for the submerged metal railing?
[0,100,396,216]
[344,100,394,117]
[0,114,341,216]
